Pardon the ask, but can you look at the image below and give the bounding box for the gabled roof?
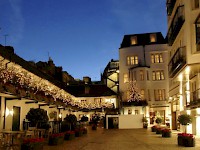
[65,84,117,97]
[120,32,167,48]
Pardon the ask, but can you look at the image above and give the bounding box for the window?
[148,89,151,101]
[151,53,163,63]
[150,34,157,42]
[140,70,144,80]
[141,89,145,100]
[131,36,137,45]
[152,70,165,80]
[195,16,200,51]
[135,110,139,115]
[146,71,149,80]
[124,73,129,83]
[128,108,132,114]
[192,0,199,9]
[127,56,138,65]
[154,89,166,101]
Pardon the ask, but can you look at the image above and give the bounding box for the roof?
[65,84,117,97]
[120,32,167,48]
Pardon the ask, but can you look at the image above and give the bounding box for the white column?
[179,75,184,111]
[0,96,5,130]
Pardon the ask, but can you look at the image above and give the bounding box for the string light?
[0,56,114,109]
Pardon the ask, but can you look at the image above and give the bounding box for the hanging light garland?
[0,56,114,109]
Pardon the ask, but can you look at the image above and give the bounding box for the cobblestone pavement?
[44,127,200,150]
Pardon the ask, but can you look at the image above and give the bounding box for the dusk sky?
[1,0,167,81]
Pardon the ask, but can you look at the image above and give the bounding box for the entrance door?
[172,112,177,130]
[12,106,21,131]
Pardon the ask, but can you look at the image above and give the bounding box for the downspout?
[143,45,146,66]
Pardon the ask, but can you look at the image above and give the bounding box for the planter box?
[156,128,163,134]
[178,135,195,147]
[162,132,171,138]
[21,142,43,150]
[21,138,44,150]
[64,131,75,140]
[48,134,64,145]
[151,126,157,132]
[75,130,83,137]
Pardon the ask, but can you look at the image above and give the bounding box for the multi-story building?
[101,59,119,94]
[166,0,200,135]
[119,32,169,124]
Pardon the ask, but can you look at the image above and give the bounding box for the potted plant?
[155,117,162,125]
[26,108,49,128]
[177,114,194,147]
[142,117,148,129]
[91,115,100,130]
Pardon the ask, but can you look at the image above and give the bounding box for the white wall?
[119,114,143,129]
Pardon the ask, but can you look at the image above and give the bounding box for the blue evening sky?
[0,0,167,81]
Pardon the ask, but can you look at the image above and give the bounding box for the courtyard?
[43,127,200,150]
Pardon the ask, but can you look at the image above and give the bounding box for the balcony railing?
[166,0,177,16]
[188,89,200,107]
[168,46,186,78]
[167,5,185,46]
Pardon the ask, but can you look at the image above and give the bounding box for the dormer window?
[150,34,157,42]
[131,36,137,45]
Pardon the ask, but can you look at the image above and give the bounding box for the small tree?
[26,108,49,128]
[155,117,162,125]
[64,114,77,130]
[178,114,192,133]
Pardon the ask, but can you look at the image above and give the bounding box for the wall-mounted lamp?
[59,113,62,118]
[5,108,14,117]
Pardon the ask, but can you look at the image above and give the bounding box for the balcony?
[166,0,176,16]
[168,47,186,78]
[167,5,185,46]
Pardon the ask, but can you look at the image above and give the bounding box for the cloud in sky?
[8,0,24,44]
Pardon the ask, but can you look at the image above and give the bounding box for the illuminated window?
[135,110,139,115]
[195,17,200,51]
[141,89,145,100]
[151,53,163,63]
[152,70,165,80]
[154,89,165,101]
[140,70,144,80]
[127,56,138,65]
[131,36,137,45]
[150,34,157,42]
[124,73,129,83]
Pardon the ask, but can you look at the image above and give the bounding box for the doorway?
[12,106,21,131]
[172,112,177,130]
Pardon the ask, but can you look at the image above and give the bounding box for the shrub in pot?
[177,114,194,147]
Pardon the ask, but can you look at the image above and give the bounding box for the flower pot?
[48,133,64,145]
[177,134,195,147]
[151,126,157,132]
[21,138,44,150]
[64,131,75,140]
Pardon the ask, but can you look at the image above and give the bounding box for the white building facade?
[119,32,170,125]
[166,0,200,135]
